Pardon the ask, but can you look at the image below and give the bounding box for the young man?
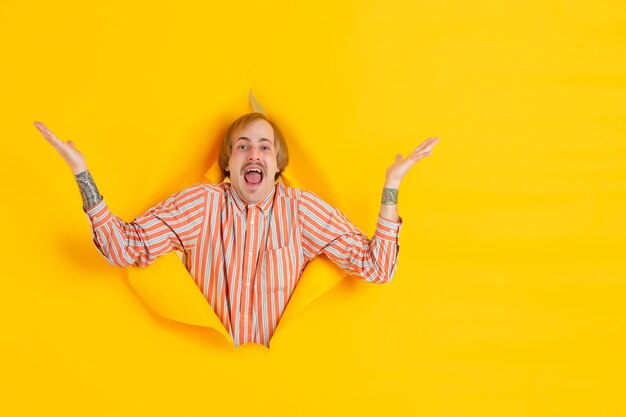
[34,113,439,346]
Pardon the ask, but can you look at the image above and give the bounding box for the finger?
[34,121,64,147]
[33,121,53,137]
[413,137,439,154]
[407,150,433,163]
[426,137,440,150]
[412,137,437,152]
[395,154,403,162]
[422,137,439,148]
[422,142,437,153]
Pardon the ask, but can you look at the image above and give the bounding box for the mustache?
[240,162,266,175]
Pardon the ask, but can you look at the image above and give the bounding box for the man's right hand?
[34,121,88,175]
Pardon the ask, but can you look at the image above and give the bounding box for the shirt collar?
[227,183,276,215]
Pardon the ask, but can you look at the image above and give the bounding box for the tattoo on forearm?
[75,170,103,210]
[381,188,398,205]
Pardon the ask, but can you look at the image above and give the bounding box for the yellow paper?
[125,251,232,342]
[5,1,626,415]
[248,89,267,115]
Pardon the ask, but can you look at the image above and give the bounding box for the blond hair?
[218,112,289,180]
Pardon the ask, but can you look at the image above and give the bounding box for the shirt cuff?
[84,198,111,229]
[374,215,402,242]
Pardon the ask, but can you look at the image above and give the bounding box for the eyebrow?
[236,136,273,144]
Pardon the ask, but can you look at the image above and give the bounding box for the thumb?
[395,154,403,162]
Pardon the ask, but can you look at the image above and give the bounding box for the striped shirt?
[85,182,401,347]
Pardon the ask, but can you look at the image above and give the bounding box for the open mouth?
[244,167,264,186]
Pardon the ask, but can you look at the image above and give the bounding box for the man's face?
[227,118,279,204]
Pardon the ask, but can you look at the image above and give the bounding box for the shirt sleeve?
[298,190,402,283]
[83,184,208,268]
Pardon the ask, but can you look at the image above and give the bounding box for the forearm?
[329,223,400,283]
[74,170,143,267]
[379,181,400,222]
[299,190,400,283]
[75,170,103,210]
[85,184,206,267]
[86,198,167,268]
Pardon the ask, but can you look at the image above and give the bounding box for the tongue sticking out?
[245,171,262,185]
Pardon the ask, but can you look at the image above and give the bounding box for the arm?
[299,136,440,283]
[75,170,103,210]
[34,121,205,267]
[84,185,206,267]
[299,191,401,284]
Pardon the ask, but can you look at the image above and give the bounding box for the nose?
[247,147,261,161]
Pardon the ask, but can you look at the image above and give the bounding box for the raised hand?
[385,137,439,188]
[34,121,88,175]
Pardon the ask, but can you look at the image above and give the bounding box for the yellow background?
[2,0,626,415]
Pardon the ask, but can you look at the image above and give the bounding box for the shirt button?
[248,251,252,256]
[250,220,255,225]
[246,283,250,288]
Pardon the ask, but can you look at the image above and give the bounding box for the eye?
[238,145,247,150]
[262,145,270,151]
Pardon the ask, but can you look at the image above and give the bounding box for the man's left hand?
[385,137,440,188]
